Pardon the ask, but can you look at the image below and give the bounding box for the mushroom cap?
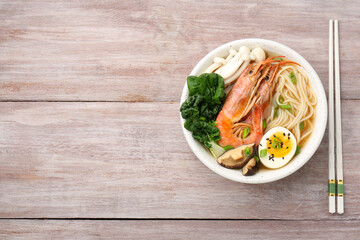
[229,49,237,56]
[242,158,258,176]
[250,47,266,62]
[217,144,254,169]
[239,46,250,55]
[214,57,226,64]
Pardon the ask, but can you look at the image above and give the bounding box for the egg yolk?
[266,132,293,158]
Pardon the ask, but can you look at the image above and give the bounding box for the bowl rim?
[180,38,327,184]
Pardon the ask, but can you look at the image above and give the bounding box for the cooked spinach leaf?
[180,73,227,158]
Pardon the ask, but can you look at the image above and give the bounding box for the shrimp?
[216,56,297,148]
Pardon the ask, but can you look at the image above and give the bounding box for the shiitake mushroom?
[242,158,258,176]
[217,144,255,169]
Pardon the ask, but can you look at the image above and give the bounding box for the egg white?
[258,127,297,169]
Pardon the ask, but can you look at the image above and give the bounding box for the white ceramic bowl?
[180,39,327,184]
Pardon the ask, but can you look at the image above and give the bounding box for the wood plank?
[0,101,359,219]
[0,0,359,101]
[0,220,359,239]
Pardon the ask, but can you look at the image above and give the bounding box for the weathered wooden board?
[1,220,359,240]
[1,1,360,238]
[0,0,359,101]
[0,102,358,219]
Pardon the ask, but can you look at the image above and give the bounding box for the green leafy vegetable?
[262,118,267,130]
[189,120,219,148]
[242,127,250,139]
[254,154,260,163]
[186,76,199,94]
[180,73,226,158]
[187,73,225,103]
[295,145,301,155]
[289,72,297,84]
[273,57,283,61]
[299,121,305,131]
[209,141,226,159]
[260,149,267,157]
[244,146,251,157]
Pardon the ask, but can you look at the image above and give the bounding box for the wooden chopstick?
[328,19,336,214]
[334,20,344,214]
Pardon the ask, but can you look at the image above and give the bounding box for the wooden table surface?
[1,0,360,239]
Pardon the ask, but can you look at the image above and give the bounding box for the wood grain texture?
[0,101,359,220]
[1,220,360,240]
[1,1,360,238]
[0,0,359,101]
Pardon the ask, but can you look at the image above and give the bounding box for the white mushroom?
[204,57,226,73]
[224,47,266,86]
[215,48,243,75]
[204,49,237,73]
[225,49,237,62]
[250,47,266,62]
[216,46,251,79]
[205,49,237,73]
[224,59,250,86]
[204,46,267,86]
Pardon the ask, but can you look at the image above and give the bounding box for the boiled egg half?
[258,127,297,169]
